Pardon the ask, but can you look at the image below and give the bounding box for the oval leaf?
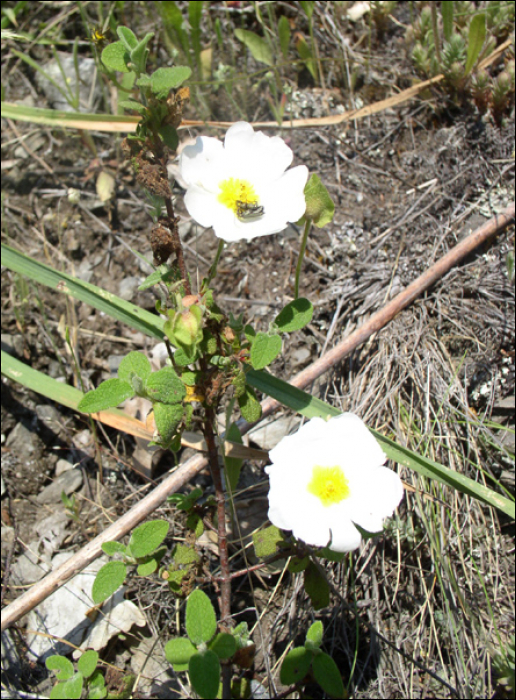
[275,298,313,332]
[101,41,130,73]
[50,672,83,700]
[312,651,345,698]
[303,174,335,227]
[146,367,186,404]
[78,378,134,413]
[306,620,324,649]
[151,66,192,97]
[250,333,282,370]
[153,402,184,443]
[186,589,217,645]
[234,28,274,66]
[189,649,221,700]
[128,519,169,558]
[304,562,330,610]
[465,12,486,76]
[237,385,262,423]
[46,655,74,681]
[165,637,197,671]
[118,351,152,383]
[280,646,313,685]
[91,561,127,605]
[77,650,98,679]
[209,632,237,660]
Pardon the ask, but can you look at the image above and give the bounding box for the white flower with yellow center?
[265,414,404,552]
[179,121,309,242]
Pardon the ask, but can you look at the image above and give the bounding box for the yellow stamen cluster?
[218,177,258,214]
[307,465,350,507]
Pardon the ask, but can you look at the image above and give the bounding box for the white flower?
[179,122,309,242]
[265,414,404,553]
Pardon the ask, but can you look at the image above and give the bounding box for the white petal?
[184,187,219,228]
[326,517,362,552]
[260,166,309,223]
[180,136,224,188]
[224,123,294,182]
[348,467,404,533]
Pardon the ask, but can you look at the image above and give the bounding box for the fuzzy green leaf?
[158,124,179,150]
[118,351,152,384]
[253,525,284,558]
[153,402,184,443]
[151,66,192,97]
[46,655,74,681]
[250,333,282,370]
[304,562,330,610]
[117,26,138,50]
[275,298,313,332]
[165,637,197,672]
[101,41,130,73]
[77,650,98,679]
[128,519,169,558]
[209,632,237,660]
[49,673,83,700]
[137,557,158,576]
[129,32,154,74]
[78,378,134,413]
[186,589,217,645]
[172,543,200,566]
[312,651,345,698]
[288,555,309,573]
[441,1,454,42]
[305,620,324,650]
[303,174,335,227]
[237,385,262,423]
[101,541,127,556]
[118,99,147,115]
[189,650,221,700]
[91,561,127,604]
[146,367,186,404]
[280,646,313,685]
[234,28,274,66]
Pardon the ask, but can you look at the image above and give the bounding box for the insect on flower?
[235,200,265,221]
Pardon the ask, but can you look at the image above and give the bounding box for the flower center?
[218,177,263,220]
[307,465,350,507]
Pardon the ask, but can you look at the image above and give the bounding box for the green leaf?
[312,651,345,698]
[300,0,316,19]
[46,655,74,681]
[78,378,134,413]
[305,621,324,649]
[288,555,309,573]
[186,589,217,645]
[87,669,107,697]
[318,546,345,562]
[1,244,165,340]
[165,637,197,672]
[441,1,454,42]
[234,28,274,66]
[465,12,486,76]
[237,385,262,423]
[118,99,147,115]
[146,367,186,404]
[280,647,313,685]
[296,34,317,80]
[225,422,243,495]
[303,174,335,227]
[209,632,237,660]
[150,66,192,97]
[137,557,158,576]
[128,519,169,558]
[101,541,127,556]
[117,26,138,50]
[253,525,284,558]
[304,562,330,610]
[49,673,83,700]
[153,402,184,443]
[77,650,98,679]
[189,650,221,700]
[275,298,313,332]
[129,32,154,74]
[172,543,200,566]
[250,333,282,370]
[101,41,130,72]
[158,123,179,150]
[118,351,152,384]
[91,561,127,604]
[278,15,291,59]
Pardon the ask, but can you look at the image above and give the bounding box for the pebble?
[36,468,83,504]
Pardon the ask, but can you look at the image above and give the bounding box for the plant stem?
[294,218,312,299]
[165,197,191,296]
[207,239,225,285]
[202,405,232,699]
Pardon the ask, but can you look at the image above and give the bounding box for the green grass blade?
[2,244,164,340]
[246,370,515,518]
[1,101,138,132]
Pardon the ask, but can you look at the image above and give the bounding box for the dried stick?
[2,204,513,632]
